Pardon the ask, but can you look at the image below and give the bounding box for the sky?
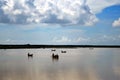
[0,0,120,45]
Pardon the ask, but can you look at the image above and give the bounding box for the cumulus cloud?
[112,18,120,27]
[87,0,120,13]
[0,0,98,26]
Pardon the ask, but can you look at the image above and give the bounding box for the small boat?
[61,50,66,53]
[27,53,33,57]
[51,49,56,51]
[52,53,59,59]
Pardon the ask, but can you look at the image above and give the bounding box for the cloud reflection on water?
[0,48,120,80]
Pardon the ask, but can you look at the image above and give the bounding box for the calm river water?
[0,48,120,80]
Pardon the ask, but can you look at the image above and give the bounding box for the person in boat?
[52,53,59,58]
[61,50,66,53]
[28,53,33,57]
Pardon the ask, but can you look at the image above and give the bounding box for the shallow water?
[0,48,120,80]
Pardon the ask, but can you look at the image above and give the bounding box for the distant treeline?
[0,44,120,49]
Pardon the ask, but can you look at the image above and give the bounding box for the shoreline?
[0,45,120,49]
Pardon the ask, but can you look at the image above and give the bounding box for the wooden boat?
[61,50,66,53]
[51,49,56,51]
[52,53,59,59]
[27,53,33,57]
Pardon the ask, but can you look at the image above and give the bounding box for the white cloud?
[77,37,89,42]
[87,0,120,13]
[112,18,120,27]
[0,0,119,26]
[52,34,120,44]
[53,36,71,43]
[53,36,89,44]
[5,39,22,43]
[0,0,98,26]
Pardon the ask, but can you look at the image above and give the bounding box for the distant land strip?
[0,44,120,49]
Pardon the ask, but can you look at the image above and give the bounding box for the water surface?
[0,48,120,80]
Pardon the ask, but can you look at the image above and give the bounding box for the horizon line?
[0,44,120,49]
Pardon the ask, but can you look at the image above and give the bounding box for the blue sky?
[0,0,120,45]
